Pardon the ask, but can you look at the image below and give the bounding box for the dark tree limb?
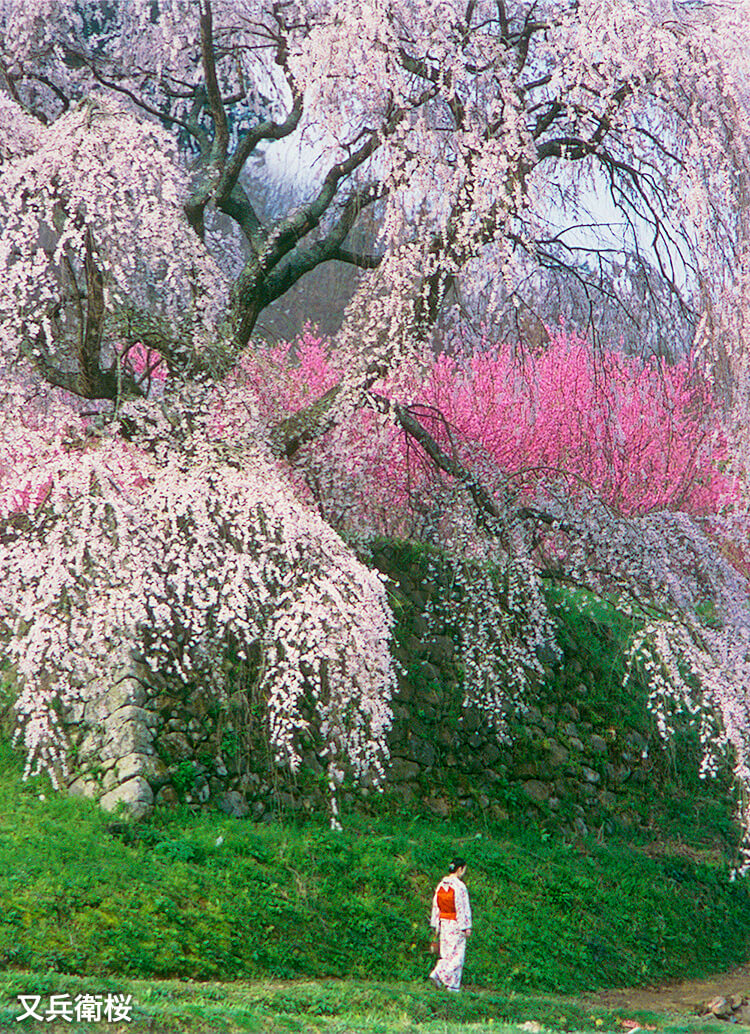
[81,228,105,399]
[199,0,229,162]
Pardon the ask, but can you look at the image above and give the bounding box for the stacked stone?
[55,540,660,832]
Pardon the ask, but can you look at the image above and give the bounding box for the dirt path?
[584,965,750,1016]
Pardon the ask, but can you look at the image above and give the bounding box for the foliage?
[2,0,750,870]
[0,726,748,994]
[0,970,696,1034]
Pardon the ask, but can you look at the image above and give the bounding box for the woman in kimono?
[428,856,472,992]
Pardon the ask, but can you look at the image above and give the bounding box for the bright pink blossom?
[241,325,738,530]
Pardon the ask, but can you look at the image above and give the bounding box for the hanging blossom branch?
[0,386,396,829]
[370,386,750,869]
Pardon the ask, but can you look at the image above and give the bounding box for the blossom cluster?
[241,325,737,528]
[240,326,750,868]
[0,385,395,825]
[0,96,226,379]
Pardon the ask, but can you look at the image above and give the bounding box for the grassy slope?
[0,728,748,994]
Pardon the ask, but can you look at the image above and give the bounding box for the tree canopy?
[2,0,749,393]
[2,0,750,853]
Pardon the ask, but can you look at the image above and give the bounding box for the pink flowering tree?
[242,324,750,863]
[2,0,750,852]
[243,325,738,527]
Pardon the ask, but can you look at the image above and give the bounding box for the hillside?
[0,552,747,994]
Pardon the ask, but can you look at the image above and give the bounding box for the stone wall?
[52,540,671,834]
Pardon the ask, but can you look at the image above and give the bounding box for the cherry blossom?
[2,0,750,855]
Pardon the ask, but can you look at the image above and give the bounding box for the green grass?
[0,734,749,993]
[0,971,736,1034]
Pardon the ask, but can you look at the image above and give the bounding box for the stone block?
[426,796,451,817]
[560,702,580,720]
[481,743,501,766]
[405,737,436,768]
[426,635,454,662]
[63,698,87,724]
[396,677,415,701]
[522,779,550,803]
[590,735,608,754]
[708,997,732,1019]
[99,776,154,819]
[535,644,559,666]
[155,786,179,808]
[461,707,482,733]
[412,613,429,637]
[68,776,99,800]
[77,732,105,763]
[83,696,111,725]
[437,729,454,748]
[186,689,208,718]
[106,676,147,712]
[546,740,569,767]
[626,731,648,752]
[115,752,165,784]
[101,715,155,759]
[110,703,157,730]
[389,757,421,781]
[421,661,440,683]
[160,731,192,761]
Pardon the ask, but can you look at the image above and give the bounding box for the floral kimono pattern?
[429,873,472,991]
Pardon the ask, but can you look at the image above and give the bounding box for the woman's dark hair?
[449,857,467,873]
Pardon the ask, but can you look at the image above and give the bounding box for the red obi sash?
[436,883,457,919]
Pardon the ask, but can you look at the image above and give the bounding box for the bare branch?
[199,0,230,161]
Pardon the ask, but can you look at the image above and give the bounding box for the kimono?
[429,872,472,991]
